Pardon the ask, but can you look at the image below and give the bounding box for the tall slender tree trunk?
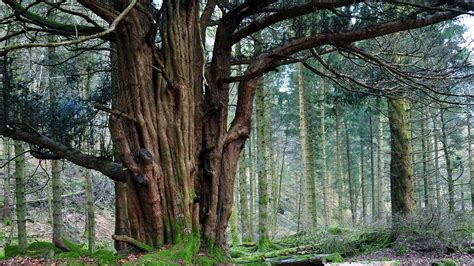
[344,120,356,226]
[421,108,429,209]
[297,62,317,230]
[84,169,95,252]
[466,110,473,211]
[51,160,67,250]
[256,77,270,246]
[440,110,455,213]
[335,102,344,222]
[14,140,26,252]
[431,110,442,208]
[388,98,416,220]
[319,78,328,226]
[238,151,252,242]
[319,78,330,226]
[248,131,256,241]
[370,116,376,219]
[376,98,385,220]
[2,138,11,223]
[360,132,366,224]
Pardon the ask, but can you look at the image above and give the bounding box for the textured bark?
[256,77,270,246]
[440,110,455,213]
[319,78,328,226]
[51,160,67,250]
[370,116,376,219]
[297,62,317,230]
[2,138,11,223]
[467,111,474,211]
[344,120,356,226]
[431,110,442,208]
[421,108,429,209]
[238,150,252,242]
[376,98,385,220]
[84,169,95,252]
[360,131,366,224]
[14,140,27,252]
[114,181,129,252]
[335,102,344,222]
[388,98,416,218]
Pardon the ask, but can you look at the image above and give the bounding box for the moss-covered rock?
[55,251,81,259]
[24,242,61,258]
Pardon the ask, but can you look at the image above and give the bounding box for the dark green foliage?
[55,251,81,259]
[24,242,61,258]
[323,252,344,263]
[63,238,89,256]
[328,225,343,235]
[4,245,19,258]
[91,249,117,265]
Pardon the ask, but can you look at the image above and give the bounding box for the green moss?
[5,245,20,258]
[127,231,201,266]
[63,238,89,256]
[56,251,81,259]
[396,246,407,256]
[230,247,249,258]
[24,242,61,258]
[0,248,5,260]
[432,259,459,266]
[323,253,344,263]
[328,225,343,235]
[92,249,118,265]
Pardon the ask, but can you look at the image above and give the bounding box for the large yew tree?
[1,0,472,253]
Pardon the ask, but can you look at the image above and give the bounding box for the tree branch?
[0,0,137,55]
[0,125,125,182]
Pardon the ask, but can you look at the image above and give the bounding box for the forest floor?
[1,213,473,265]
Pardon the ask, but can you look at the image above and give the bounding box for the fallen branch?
[112,235,154,252]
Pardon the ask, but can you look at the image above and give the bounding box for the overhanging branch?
[0,125,125,182]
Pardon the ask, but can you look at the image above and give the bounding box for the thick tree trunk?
[297,63,318,230]
[108,1,248,253]
[14,140,27,252]
[388,98,416,219]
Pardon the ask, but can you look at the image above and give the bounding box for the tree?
[388,98,416,219]
[1,0,473,254]
[14,140,26,252]
[297,62,317,230]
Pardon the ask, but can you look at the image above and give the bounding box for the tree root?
[112,235,154,252]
